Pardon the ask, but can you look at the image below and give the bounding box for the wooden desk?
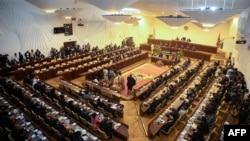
[148,99,184,137]
[140,102,150,115]
[147,38,217,54]
[135,85,149,98]
[151,56,175,66]
[113,123,129,140]
[84,80,121,102]
[140,44,213,61]
[49,79,129,140]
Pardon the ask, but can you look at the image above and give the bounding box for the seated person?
[188,126,204,141]
[149,97,160,113]
[99,117,113,137]
[161,113,175,132]
[197,116,210,135]
[72,131,84,141]
[178,106,188,116]
[170,108,180,121]
[90,112,102,129]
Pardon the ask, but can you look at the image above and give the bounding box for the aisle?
[119,100,149,141]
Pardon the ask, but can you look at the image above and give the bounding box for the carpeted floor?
[115,63,167,96]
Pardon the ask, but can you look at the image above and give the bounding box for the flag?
[216,33,220,47]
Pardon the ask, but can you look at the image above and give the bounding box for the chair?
[207,130,218,141]
[79,116,87,125]
[31,110,38,119]
[98,106,105,113]
[23,108,31,117]
[98,129,111,140]
[87,122,97,132]
[5,127,12,135]
[44,123,52,132]
[59,83,65,90]
[71,90,79,96]
[64,137,71,141]
[161,99,167,108]
[105,112,114,118]
[44,95,53,104]
[64,106,72,115]
[154,103,162,113]
[64,86,71,94]
[8,134,15,141]
[51,127,61,138]
[215,110,225,121]
[71,111,79,120]
[55,102,63,111]
[191,103,196,108]
[161,126,173,135]
[218,101,227,111]
[37,115,45,123]
[53,98,59,104]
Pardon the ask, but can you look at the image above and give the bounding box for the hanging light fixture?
[156,0,191,27]
[55,8,82,18]
[124,16,141,24]
[102,13,132,23]
[86,0,138,11]
[181,0,244,28]
[25,0,70,12]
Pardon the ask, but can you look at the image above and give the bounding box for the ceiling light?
[124,16,141,24]
[25,0,69,9]
[181,9,243,27]
[202,23,215,28]
[210,7,217,11]
[156,15,192,27]
[203,29,210,32]
[85,0,138,11]
[171,26,179,29]
[44,9,56,13]
[199,7,206,11]
[65,16,72,19]
[121,8,141,14]
[55,8,82,17]
[102,14,132,23]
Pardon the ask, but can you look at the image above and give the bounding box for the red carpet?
[115,63,166,96]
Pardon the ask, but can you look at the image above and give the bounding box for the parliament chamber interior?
[1,1,250,141]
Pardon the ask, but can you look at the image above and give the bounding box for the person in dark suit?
[169,108,180,121]
[72,131,84,141]
[161,113,175,132]
[197,116,209,135]
[189,127,204,141]
[99,117,113,137]
[127,74,136,95]
[148,97,160,113]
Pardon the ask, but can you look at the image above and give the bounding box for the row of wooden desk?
[83,80,121,102]
[56,79,129,140]
[151,56,175,66]
[7,46,135,81]
[147,38,218,54]
[176,79,221,141]
[140,43,213,61]
[147,61,211,137]
[148,99,184,137]
[85,52,148,79]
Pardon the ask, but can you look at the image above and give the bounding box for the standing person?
[108,68,116,87]
[127,74,136,95]
[103,67,109,86]
[117,71,125,90]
